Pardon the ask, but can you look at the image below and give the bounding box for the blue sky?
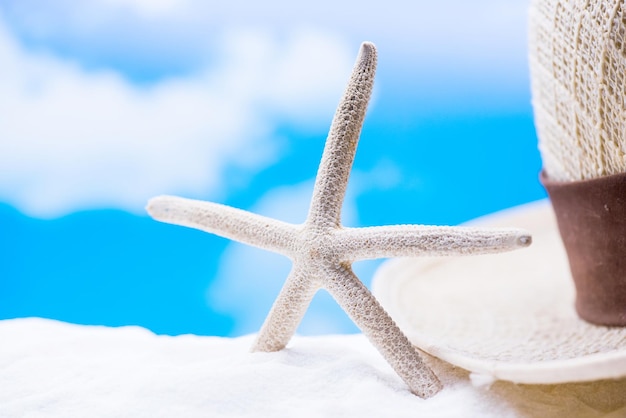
[0,0,545,336]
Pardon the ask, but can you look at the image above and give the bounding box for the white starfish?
[147,42,531,398]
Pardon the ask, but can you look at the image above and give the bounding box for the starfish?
[147,42,532,398]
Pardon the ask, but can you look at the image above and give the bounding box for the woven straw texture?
[529,0,626,181]
[372,201,626,384]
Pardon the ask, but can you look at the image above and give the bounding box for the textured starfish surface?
[147,42,532,398]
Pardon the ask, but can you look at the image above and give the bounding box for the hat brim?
[372,200,626,384]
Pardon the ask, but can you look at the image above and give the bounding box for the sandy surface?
[1,318,625,417]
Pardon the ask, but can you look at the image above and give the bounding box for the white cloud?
[0,15,353,217]
[0,0,532,217]
[96,0,191,18]
[1,0,529,80]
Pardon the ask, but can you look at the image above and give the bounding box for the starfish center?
[295,227,341,265]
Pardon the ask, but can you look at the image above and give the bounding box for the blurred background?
[0,0,545,337]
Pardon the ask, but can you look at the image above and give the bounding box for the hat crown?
[529,0,626,181]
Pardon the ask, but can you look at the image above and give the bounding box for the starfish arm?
[147,195,298,253]
[252,266,319,352]
[336,225,532,261]
[306,42,377,228]
[324,265,442,398]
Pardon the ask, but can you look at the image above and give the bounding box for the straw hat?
[529,0,626,327]
[372,201,626,384]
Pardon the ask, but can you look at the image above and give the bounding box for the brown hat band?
[541,171,626,327]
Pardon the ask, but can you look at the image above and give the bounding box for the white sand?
[1,318,625,417]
